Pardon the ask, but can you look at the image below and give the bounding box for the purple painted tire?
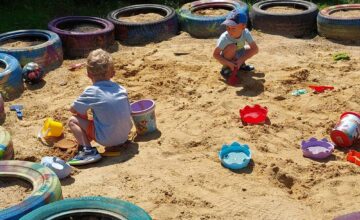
[107,4,179,45]
[48,16,115,58]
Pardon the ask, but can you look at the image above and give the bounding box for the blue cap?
[221,10,248,26]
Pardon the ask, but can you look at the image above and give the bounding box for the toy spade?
[228,67,238,86]
[10,105,23,120]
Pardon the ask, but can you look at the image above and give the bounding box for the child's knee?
[223,44,237,60]
[68,116,78,127]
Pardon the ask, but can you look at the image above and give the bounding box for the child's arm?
[213,47,237,71]
[69,106,88,119]
[235,42,259,68]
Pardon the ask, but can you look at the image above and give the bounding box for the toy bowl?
[301,137,334,159]
[219,142,251,170]
[239,104,268,124]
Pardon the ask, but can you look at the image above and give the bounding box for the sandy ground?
[1,29,360,219]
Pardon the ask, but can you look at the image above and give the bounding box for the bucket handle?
[37,128,50,139]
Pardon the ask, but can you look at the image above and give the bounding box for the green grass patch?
[333,52,351,61]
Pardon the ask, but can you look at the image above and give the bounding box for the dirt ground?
[1,29,360,219]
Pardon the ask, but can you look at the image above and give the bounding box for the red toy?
[347,150,360,166]
[240,104,268,124]
[309,85,334,93]
[227,68,238,86]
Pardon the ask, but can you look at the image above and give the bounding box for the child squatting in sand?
[68,49,133,165]
[213,9,259,81]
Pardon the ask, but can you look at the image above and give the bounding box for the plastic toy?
[309,85,334,93]
[347,150,360,166]
[331,112,360,147]
[10,104,23,120]
[41,156,72,179]
[22,62,45,84]
[291,89,307,96]
[301,137,334,159]
[219,142,251,170]
[227,68,238,86]
[240,104,268,124]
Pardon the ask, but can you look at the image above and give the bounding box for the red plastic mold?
[239,104,268,124]
[347,150,360,166]
[227,68,238,86]
[309,85,334,93]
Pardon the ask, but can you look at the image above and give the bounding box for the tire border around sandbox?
[250,0,318,37]
[107,4,179,45]
[178,0,249,38]
[0,126,14,160]
[20,196,152,220]
[0,29,63,73]
[317,4,360,41]
[48,16,115,58]
[0,160,62,220]
[0,52,23,99]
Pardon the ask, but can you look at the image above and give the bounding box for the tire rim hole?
[193,6,233,16]
[0,35,47,48]
[0,177,33,210]
[48,209,127,220]
[262,4,307,12]
[117,8,167,22]
[59,21,105,33]
[0,60,6,72]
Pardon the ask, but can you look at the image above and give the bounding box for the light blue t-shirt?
[216,28,254,50]
[72,80,133,146]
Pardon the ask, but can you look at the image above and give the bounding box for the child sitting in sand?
[213,9,259,80]
[68,49,133,165]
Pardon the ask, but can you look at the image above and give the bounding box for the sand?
[331,9,360,18]
[120,13,164,23]
[0,38,46,48]
[1,30,360,219]
[194,8,231,16]
[266,6,304,14]
[0,177,33,209]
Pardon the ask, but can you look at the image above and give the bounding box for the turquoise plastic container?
[130,99,157,135]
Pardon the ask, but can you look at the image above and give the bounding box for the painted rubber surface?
[250,0,318,37]
[0,30,63,73]
[0,160,62,220]
[0,53,23,98]
[0,126,14,160]
[20,196,152,220]
[334,212,360,220]
[317,4,360,41]
[48,16,115,58]
[107,4,178,45]
[178,0,248,38]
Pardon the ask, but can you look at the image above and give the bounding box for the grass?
[0,0,359,33]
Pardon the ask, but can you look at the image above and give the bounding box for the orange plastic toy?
[347,150,360,166]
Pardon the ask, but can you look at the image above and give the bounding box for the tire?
[0,126,14,160]
[107,4,179,45]
[20,196,152,220]
[0,53,23,99]
[0,160,62,220]
[48,16,115,58]
[0,30,63,73]
[178,0,249,38]
[250,0,318,37]
[317,4,360,41]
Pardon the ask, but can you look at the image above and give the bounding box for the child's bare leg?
[223,44,237,62]
[68,116,91,147]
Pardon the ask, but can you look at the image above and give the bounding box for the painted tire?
[20,196,152,220]
[0,53,23,98]
[0,160,62,220]
[178,0,249,38]
[0,30,63,73]
[107,4,179,45]
[317,4,360,41]
[48,16,115,58]
[0,126,14,160]
[250,0,318,37]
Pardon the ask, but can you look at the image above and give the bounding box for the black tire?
[250,0,318,37]
[20,196,152,220]
[317,4,360,41]
[107,4,179,45]
[178,0,249,38]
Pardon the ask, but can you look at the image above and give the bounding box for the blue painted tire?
[0,160,62,220]
[0,126,14,160]
[107,4,179,45]
[317,4,360,41]
[0,30,63,73]
[20,196,152,220]
[178,0,248,38]
[0,53,23,98]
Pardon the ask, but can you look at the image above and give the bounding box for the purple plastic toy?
[301,137,334,159]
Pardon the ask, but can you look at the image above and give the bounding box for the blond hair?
[87,49,114,78]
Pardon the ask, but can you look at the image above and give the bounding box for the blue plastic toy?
[219,142,251,170]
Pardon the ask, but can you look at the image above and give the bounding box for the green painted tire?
[0,126,14,160]
[20,196,152,220]
[0,160,62,220]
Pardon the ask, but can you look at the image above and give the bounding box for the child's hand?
[228,62,237,71]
